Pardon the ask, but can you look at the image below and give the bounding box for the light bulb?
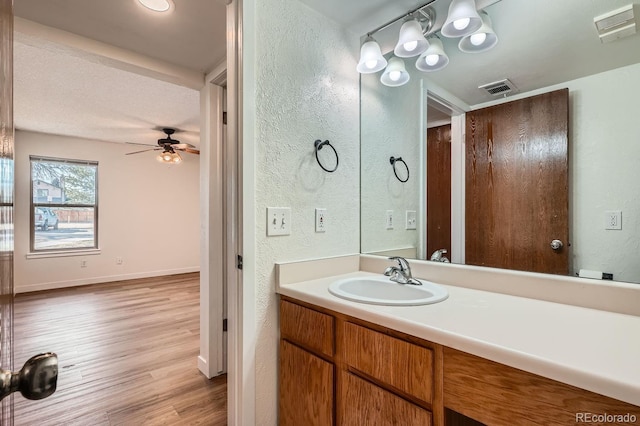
[365,59,378,70]
[403,40,418,52]
[162,154,172,162]
[453,17,470,30]
[470,32,487,46]
[389,70,402,82]
[425,54,439,66]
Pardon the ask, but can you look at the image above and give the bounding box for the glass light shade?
[357,38,387,73]
[441,0,482,38]
[138,0,174,12]
[157,151,182,164]
[458,11,498,53]
[380,57,410,87]
[415,38,449,72]
[393,19,429,58]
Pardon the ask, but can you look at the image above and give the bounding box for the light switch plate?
[386,210,394,230]
[315,208,326,233]
[267,207,291,236]
[405,210,417,230]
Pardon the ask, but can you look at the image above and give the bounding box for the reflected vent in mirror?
[479,79,517,97]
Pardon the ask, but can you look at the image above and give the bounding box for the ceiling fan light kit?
[125,127,199,163]
[357,0,499,87]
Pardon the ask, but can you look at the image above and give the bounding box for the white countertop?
[277,271,640,407]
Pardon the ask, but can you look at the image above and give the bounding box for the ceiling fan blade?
[178,147,200,155]
[126,148,162,155]
[171,143,196,149]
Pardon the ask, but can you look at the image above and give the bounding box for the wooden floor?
[13,273,227,426]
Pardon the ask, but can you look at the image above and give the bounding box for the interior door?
[1,2,58,423]
[465,89,569,275]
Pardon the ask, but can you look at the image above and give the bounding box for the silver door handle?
[550,239,564,251]
[0,352,58,401]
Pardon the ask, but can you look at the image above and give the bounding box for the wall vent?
[478,79,517,97]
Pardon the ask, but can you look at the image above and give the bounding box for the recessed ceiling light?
[138,0,174,13]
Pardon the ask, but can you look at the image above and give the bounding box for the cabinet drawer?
[339,371,432,426]
[342,322,433,403]
[280,300,334,357]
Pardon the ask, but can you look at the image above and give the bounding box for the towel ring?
[314,139,339,173]
[390,156,409,183]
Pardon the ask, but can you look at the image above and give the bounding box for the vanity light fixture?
[458,11,498,52]
[416,37,449,72]
[357,36,388,73]
[441,0,483,38]
[137,0,174,13]
[394,17,430,58]
[380,57,410,87]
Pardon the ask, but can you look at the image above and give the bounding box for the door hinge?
[223,111,227,125]
[236,254,243,270]
[223,318,228,332]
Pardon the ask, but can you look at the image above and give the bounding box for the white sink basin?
[328,276,448,306]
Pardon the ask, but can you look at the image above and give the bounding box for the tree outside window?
[30,157,98,252]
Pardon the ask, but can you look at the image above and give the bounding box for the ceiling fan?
[126,128,199,164]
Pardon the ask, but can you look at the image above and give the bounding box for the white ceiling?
[13,0,226,147]
[12,0,640,147]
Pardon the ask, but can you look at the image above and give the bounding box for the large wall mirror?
[360,0,640,285]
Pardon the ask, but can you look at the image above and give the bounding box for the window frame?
[29,156,99,253]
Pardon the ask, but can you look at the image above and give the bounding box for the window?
[30,156,98,252]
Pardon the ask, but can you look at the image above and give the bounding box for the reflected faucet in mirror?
[384,256,422,285]
[430,249,450,263]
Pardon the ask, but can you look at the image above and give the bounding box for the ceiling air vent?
[478,79,517,97]
[594,4,636,43]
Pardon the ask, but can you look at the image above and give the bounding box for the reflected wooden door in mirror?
[465,89,569,275]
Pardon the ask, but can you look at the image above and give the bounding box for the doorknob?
[550,239,564,251]
[0,352,58,401]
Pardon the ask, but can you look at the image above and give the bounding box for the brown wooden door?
[465,89,569,275]
[1,0,15,423]
[427,124,452,259]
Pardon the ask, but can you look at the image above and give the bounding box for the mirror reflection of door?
[465,88,569,275]
[426,124,452,259]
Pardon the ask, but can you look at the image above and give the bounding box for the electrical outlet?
[116,257,123,265]
[405,210,417,230]
[315,208,327,233]
[80,260,87,268]
[267,207,291,236]
[386,210,394,230]
[605,210,622,230]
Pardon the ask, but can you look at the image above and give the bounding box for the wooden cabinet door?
[279,340,333,426]
[338,371,432,426]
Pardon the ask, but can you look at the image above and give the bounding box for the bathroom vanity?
[276,255,640,425]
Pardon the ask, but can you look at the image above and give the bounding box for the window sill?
[26,249,101,259]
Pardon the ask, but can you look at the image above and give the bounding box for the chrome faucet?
[384,256,422,285]
[430,249,450,263]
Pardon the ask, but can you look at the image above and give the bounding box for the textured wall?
[360,63,422,254]
[566,63,640,283]
[248,0,360,422]
[14,131,200,291]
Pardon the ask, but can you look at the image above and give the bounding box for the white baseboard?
[15,267,200,294]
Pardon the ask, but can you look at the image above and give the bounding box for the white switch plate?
[405,210,417,230]
[605,210,622,230]
[386,210,394,230]
[267,207,291,236]
[315,208,327,233]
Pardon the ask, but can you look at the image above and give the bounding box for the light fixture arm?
[365,0,438,37]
